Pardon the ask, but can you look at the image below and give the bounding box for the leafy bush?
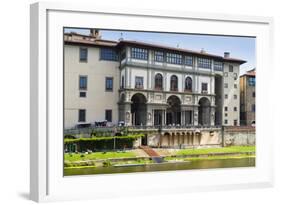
[64,134,144,152]
[102,160,111,167]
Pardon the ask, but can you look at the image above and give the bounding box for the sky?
[65,28,256,75]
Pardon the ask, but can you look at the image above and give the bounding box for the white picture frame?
[30,2,274,202]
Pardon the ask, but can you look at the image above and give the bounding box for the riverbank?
[64,157,255,176]
[64,146,255,169]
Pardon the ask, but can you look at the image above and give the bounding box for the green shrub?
[102,160,111,167]
[64,134,143,151]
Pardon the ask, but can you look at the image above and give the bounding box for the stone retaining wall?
[143,126,255,147]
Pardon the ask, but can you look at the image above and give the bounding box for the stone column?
[193,107,199,126]
[211,107,215,126]
[124,103,132,126]
[152,109,154,126]
[163,110,166,126]
[164,72,167,91]
[161,110,165,126]
[146,105,153,126]
[181,111,185,126]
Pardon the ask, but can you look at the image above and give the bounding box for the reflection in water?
[64,158,255,176]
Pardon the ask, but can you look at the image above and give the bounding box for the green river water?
[64,157,255,176]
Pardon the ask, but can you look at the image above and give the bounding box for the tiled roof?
[240,69,256,77]
[118,40,246,64]
[64,33,246,64]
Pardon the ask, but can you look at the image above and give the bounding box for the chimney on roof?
[200,48,206,54]
[90,29,101,39]
[224,52,230,58]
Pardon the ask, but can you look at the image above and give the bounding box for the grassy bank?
[176,146,255,156]
[64,146,256,169]
[165,154,255,162]
[65,151,136,162]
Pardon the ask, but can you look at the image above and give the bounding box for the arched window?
[155,73,163,90]
[170,75,178,91]
[185,77,192,91]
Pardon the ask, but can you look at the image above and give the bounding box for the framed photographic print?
[30,2,274,202]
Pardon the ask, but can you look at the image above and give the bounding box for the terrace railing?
[64,124,222,136]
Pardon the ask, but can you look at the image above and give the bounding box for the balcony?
[170,88,178,92]
[184,89,192,93]
[154,86,163,91]
[135,85,144,89]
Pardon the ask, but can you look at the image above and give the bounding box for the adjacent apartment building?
[64,29,246,129]
[240,68,256,126]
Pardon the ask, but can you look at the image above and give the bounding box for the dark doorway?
[154,110,162,126]
[198,97,211,126]
[141,134,148,146]
[131,93,147,126]
[166,96,181,125]
[185,110,193,125]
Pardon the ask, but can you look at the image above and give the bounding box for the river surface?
[64,157,255,176]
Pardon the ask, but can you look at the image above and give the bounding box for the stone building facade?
[64,30,245,129]
[240,69,256,125]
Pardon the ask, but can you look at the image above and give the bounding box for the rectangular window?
[234,120,238,126]
[248,77,255,86]
[78,109,86,122]
[135,76,144,89]
[234,107,237,111]
[224,107,228,111]
[201,83,208,93]
[166,53,182,65]
[131,47,148,60]
[252,92,255,97]
[252,104,256,112]
[224,83,228,88]
[234,94,237,99]
[79,76,87,90]
[225,94,228,99]
[224,119,228,124]
[225,113,228,117]
[185,56,193,66]
[105,77,113,91]
[214,61,223,71]
[79,47,88,62]
[79,92,86,98]
[105,110,112,122]
[154,51,164,62]
[229,65,233,72]
[234,84,237,88]
[234,73,238,80]
[198,58,211,69]
[100,47,118,61]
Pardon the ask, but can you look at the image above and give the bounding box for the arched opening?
[166,95,181,125]
[185,77,192,92]
[198,97,211,126]
[155,73,163,90]
[170,75,178,91]
[131,93,147,126]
